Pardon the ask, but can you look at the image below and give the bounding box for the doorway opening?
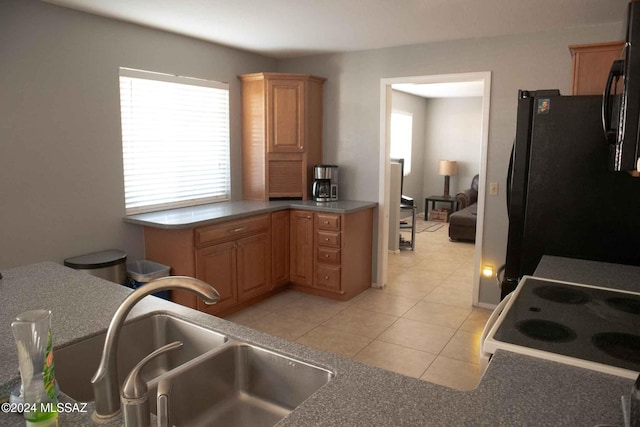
[376,72,492,307]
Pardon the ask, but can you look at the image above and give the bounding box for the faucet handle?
[121,341,183,427]
[156,379,172,427]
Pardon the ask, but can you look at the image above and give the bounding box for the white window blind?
[119,68,230,215]
[390,111,413,175]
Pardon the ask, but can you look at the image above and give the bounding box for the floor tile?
[224,305,270,325]
[323,308,398,339]
[252,289,306,312]
[403,301,473,329]
[349,289,420,316]
[440,330,482,364]
[296,326,371,358]
[353,340,436,378]
[459,308,493,335]
[422,286,474,309]
[377,318,456,354]
[420,355,482,391]
[277,295,348,323]
[381,281,437,299]
[247,313,317,341]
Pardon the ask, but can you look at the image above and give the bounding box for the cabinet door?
[290,210,314,287]
[267,79,305,153]
[271,210,290,288]
[570,41,624,95]
[236,232,271,302]
[195,241,237,315]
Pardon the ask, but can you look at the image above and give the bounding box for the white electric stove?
[481,276,640,379]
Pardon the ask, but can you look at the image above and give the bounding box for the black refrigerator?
[500,90,640,298]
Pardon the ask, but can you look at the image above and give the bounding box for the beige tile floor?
[226,222,493,391]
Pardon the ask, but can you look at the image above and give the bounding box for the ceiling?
[393,81,484,99]
[43,0,628,59]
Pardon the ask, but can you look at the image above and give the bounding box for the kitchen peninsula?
[123,200,377,317]
[0,257,634,426]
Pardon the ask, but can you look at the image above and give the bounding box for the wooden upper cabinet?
[239,73,326,201]
[267,79,305,152]
[570,41,624,95]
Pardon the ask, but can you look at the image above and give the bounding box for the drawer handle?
[306,216,311,219]
[231,227,247,233]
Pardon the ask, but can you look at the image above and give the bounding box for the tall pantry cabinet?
[239,73,326,201]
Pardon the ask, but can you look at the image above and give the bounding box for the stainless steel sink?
[147,342,334,427]
[55,313,228,402]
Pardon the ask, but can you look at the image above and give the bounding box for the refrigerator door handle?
[602,58,625,145]
[506,143,515,216]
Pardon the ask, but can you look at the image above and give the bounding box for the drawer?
[316,213,341,231]
[315,264,341,291]
[316,247,340,265]
[196,215,269,247]
[316,230,340,248]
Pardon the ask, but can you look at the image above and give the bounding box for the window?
[119,68,230,215]
[390,111,413,175]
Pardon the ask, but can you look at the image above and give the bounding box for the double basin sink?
[55,313,334,426]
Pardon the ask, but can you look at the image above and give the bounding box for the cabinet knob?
[306,216,311,219]
[325,254,330,258]
[324,276,329,280]
[325,238,330,241]
[323,220,329,224]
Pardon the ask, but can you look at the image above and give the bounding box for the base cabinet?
[271,210,290,289]
[290,210,314,287]
[289,208,373,300]
[143,207,373,316]
[195,241,237,314]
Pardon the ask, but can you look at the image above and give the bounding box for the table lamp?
[438,160,458,197]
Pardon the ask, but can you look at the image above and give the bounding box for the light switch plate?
[490,182,499,196]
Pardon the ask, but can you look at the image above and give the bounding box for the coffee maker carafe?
[312,165,338,202]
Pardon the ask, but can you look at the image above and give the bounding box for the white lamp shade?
[438,160,458,176]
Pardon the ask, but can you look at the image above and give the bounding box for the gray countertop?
[123,200,377,229]
[0,260,634,426]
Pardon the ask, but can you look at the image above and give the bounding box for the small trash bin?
[64,249,127,285]
[126,260,171,300]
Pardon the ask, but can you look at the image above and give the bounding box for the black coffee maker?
[312,165,338,202]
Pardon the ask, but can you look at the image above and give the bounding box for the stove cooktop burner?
[532,285,591,304]
[605,297,640,315]
[592,332,640,363]
[515,319,577,342]
[486,277,640,378]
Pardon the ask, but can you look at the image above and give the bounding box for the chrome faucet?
[121,341,183,427]
[91,276,220,419]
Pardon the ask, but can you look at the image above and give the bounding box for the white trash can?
[126,260,171,300]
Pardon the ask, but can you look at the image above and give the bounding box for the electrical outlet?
[490,182,499,196]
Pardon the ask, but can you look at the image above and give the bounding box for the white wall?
[423,97,483,200]
[278,22,624,305]
[0,0,276,269]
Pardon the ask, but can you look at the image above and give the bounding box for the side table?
[424,195,458,214]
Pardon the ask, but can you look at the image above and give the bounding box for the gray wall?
[0,0,625,305]
[0,0,276,269]
[390,90,426,211]
[423,97,483,200]
[278,22,624,305]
